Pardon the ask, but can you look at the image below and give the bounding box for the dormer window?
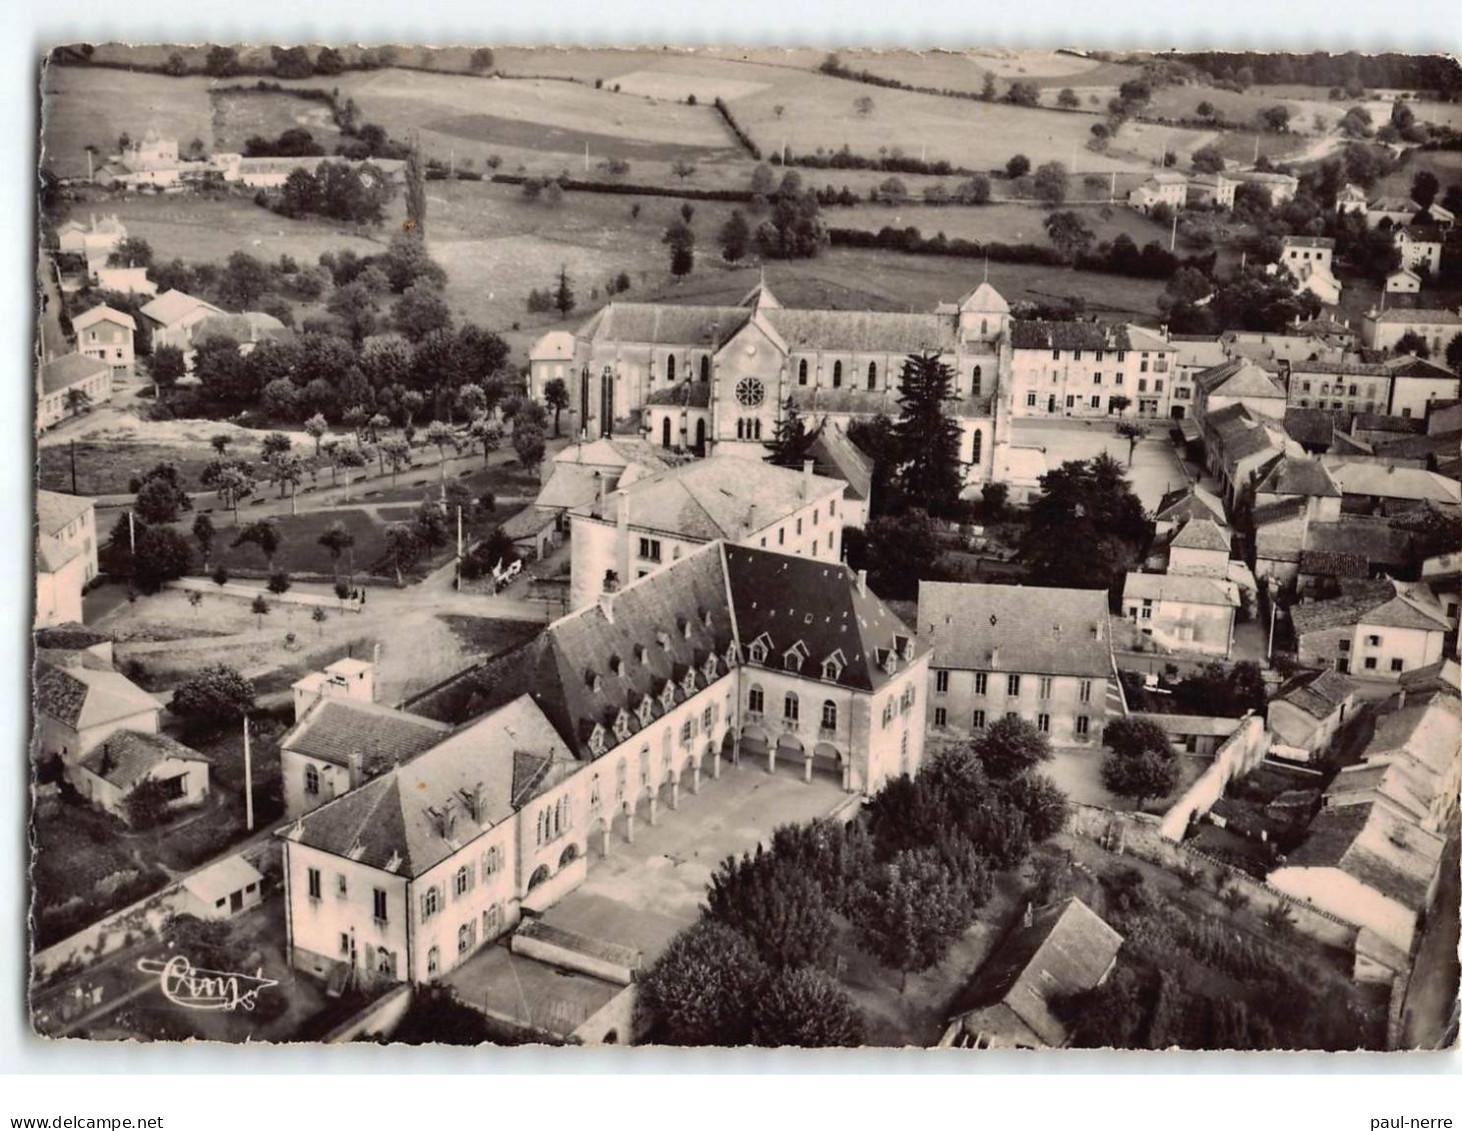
[636,696,654,726]
[725,642,739,668]
[656,630,671,652]
[660,681,676,710]
[896,635,915,662]
[703,655,719,681]
[585,670,601,694]
[749,641,767,664]
[678,617,692,640]
[588,725,607,757]
[614,710,632,742]
[682,669,698,694]
[702,608,714,629]
[783,641,808,672]
[633,644,646,665]
[822,648,846,682]
[608,655,622,676]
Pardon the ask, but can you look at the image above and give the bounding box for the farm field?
[208,88,340,153]
[842,49,1139,98]
[42,66,214,178]
[834,200,1172,248]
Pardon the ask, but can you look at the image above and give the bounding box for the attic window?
[748,642,768,664]
[702,608,714,628]
[633,644,646,665]
[784,642,808,672]
[585,670,602,694]
[588,726,607,757]
[682,669,698,694]
[896,635,914,661]
[660,682,676,709]
[680,618,692,641]
[724,642,739,668]
[636,697,654,726]
[703,655,719,681]
[614,710,632,742]
[608,655,622,676]
[822,658,843,681]
[656,630,672,652]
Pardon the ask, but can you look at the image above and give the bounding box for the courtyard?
[1008,417,1191,512]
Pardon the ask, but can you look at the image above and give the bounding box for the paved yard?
[1044,746,1213,814]
[1009,418,1190,512]
[538,759,852,964]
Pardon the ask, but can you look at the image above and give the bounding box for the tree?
[192,513,216,569]
[393,282,453,342]
[383,523,421,585]
[1006,154,1031,179]
[232,519,282,571]
[63,387,91,419]
[1057,87,1080,109]
[751,968,865,1047]
[1032,161,1068,206]
[132,525,194,594]
[1190,145,1225,175]
[317,520,356,584]
[1259,105,1292,133]
[304,414,329,457]
[636,921,766,1045]
[893,353,964,516]
[553,265,575,319]
[1044,210,1094,259]
[326,280,380,345]
[425,420,459,492]
[1394,330,1430,359]
[414,499,450,551]
[972,716,1053,781]
[760,400,818,468]
[1411,170,1440,209]
[664,219,695,278]
[124,776,176,829]
[267,570,292,595]
[849,848,974,992]
[204,461,255,523]
[1101,717,1181,808]
[543,378,570,438]
[469,47,495,72]
[163,51,188,77]
[705,847,836,970]
[670,160,696,180]
[404,145,427,238]
[380,230,447,294]
[512,421,547,471]
[378,436,412,486]
[170,664,256,731]
[145,345,186,395]
[107,236,153,269]
[1019,456,1146,590]
[311,605,328,636]
[1196,100,1216,119]
[132,476,187,527]
[854,95,875,117]
[1115,419,1150,466]
[250,593,270,629]
[1445,332,1462,375]
[719,210,751,263]
[217,251,271,309]
[958,175,992,205]
[1108,393,1132,416]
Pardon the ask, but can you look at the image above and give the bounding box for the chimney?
[801,458,815,498]
[441,798,458,841]
[990,646,1001,669]
[468,780,487,822]
[856,568,867,595]
[346,750,363,788]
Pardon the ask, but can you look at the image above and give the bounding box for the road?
[1400,828,1460,1050]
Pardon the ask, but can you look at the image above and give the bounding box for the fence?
[1067,802,1359,953]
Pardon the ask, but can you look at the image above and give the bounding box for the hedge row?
[712,97,762,159]
[489,172,756,204]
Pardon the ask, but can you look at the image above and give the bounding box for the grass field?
[42,66,214,178]
[838,49,1139,97]
[208,88,341,153]
[835,200,1172,247]
[39,439,224,495]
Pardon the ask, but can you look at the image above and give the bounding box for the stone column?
[768,744,777,776]
[600,822,612,859]
[803,753,814,784]
[669,779,680,811]
[648,796,659,827]
[712,751,723,780]
[691,765,702,794]
[624,812,635,845]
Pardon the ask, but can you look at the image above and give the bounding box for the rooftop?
[36,489,95,536]
[139,288,221,327]
[1284,802,1442,910]
[917,582,1112,678]
[1009,321,1136,352]
[1170,517,1232,553]
[808,423,874,503]
[34,661,160,730]
[1325,461,1461,505]
[77,729,208,790]
[1122,572,1240,608]
[1254,455,1341,499]
[280,697,451,776]
[1194,358,1287,400]
[182,855,265,903]
[39,354,110,396]
[1273,668,1356,722]
[71,304,137,333]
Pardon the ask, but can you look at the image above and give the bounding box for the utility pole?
[127,509,136,555]
[1170,208,1178,253]
[1109,171,1115,205]
[243,715,255,832]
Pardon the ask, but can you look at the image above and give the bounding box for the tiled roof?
[1291,579,1448,637]
[78,729,208,790]
[585,456,843,542]
[1298,549,1368,578]
[550,437,678,475]
[183,856,263,903]
[1194,358,1286,399]
[139,288,219,327]
[1327,462,1461,504]
[1155,484,1225,526]
[588,302,752,347]
[1274,669,1356,721]
[1289,359,1390,377]
[39,354,110,395]
[1369,308,1462,326]
[1255,455,1341,499]
[281,698,450,776]
[1353,413,1426,435]
[536,464,609,512]
[290,696,573,876]
[34,661,160,729]
[1305,519,1412,569]
[808,423,874,503]
[1009,321,1133,352]
[1283,407,1346,449]
[1383,355,1458,381]
[792,385,995,420]
[72,304,137,333]
[762,308,957,353]
[1122,572,1240,608]
[917,582,1112,678]
[1251,495,1309,529]
[958,282,1009,314]
[1283,236,1335,249]
[1170,517,1231,552]
[1285,802,1440,910]
[36,490,95,536]
[194,311,290,346]
[500,506,558,540]
[950,898,1123,1048]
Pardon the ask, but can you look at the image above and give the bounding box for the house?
[1324,460,1462,513]
[35,490,98,628]
[1252,455,1342,523]
[1395,226,1444,277]
[1122,571,1240,657]
[180,856,266,921]
[1128,172,1188,213]
[1224,327,1345,368]
[33,656,163,770]
[1287,359,1393,416]
[918,581,1118,746]
[567,455,846,610]
[1168,335,1227,419]
[1009,321,1176,420]
[1282,406,1346,454]
[1235,170,1299,204]
[499,505,562,563]
[280,540,930,989]
[938,898,1123,1050]
[56,214,127,275]
[192,311,293,357]
[1420,551,1460,625]
[72,304,137,380]
[139,289,225,359]
[72,729,211,822]
[1380,355,1461,419]
[1192,358,1288,424]
[1267,669,1357,762]
[1152,483,1225,538]
[1365,196,1423,229]
[1360,307,1462,355]
[1335,183,1369,215]
[807,421,875,528]
[527,329,578,405]
[1188,174,1237,210]
[1198,403,1293,511]
[1291,578,1450,679]
[1386,267,1422,295]
[37,354,112,433]
[1330,694,1461,835]
[1166,516,1233,579]
[642,378,713,454]
[1279,236,1343,306]
[1268,801,1444,960]
[280,693,453,819]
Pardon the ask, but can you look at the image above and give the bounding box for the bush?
[211,565,229,586]
[267,570,292,594]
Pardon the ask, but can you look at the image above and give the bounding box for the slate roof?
[761,308,957,353]
[950,898,1123,1048]
[958,281,1010,314]
[1383,355,1459,382]
[1283,236,1335,249]
[1304,518,1412,570]
[1255,455,1341,499]
[727,546,924,694]
[550,437,677,475]
[808,423,874,502]
[1251,495,1310,529]
[500,506,559,540]
[281,697,450,776]
[536,464,610,512]
[1170,336,1227,370]
[289,695,572,876]
[1170,517,1232,553]
[1298,549,1369,579]
[1289,359,1389,377]
[34,661,160,729]
[78,729,208,790]
[1369,308,1462,327]
[1194,358,1286,399]
[1155,484,1225,527]
[1123,572,1240,608]
[1291,579,1449,637]
[1283,407,1345,449]
[917,582,1112,678]
[1008,321,1134,352]
[644,380,712,408]
[39,354,111,395]
[585,456,843,542]
[1274,669,1356,721]
[1353,413,1427,435]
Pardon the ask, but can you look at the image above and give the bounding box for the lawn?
[41,65,215,178]
[842,48,1140,96]
[208,87,342,154]
[835,200,1172,248]
[38,438,224,496]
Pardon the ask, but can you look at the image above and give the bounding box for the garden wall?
[321,983,414,1044]
[1158,713,1268,841]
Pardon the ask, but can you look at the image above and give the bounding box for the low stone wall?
[164,578,363,612]
[321,983,414,1044]
[1158,713,1268,841]
[1068,802,1358,953]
